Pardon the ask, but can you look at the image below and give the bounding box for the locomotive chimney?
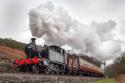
[31,38,36,44]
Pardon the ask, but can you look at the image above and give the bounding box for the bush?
[0,38,25,50]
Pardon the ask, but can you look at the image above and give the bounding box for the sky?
[0,0,125,64]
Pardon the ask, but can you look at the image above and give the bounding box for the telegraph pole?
[103,61,106,78]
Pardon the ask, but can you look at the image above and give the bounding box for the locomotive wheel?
[68,70,72,75]
[55,65,59,75]
[32,64,39,74]
[50,70,55,75]
[44,65,51,74]
[56,71,59,75]
[44,67,50,74]
[45,64,55,75]
[61,71,65,75]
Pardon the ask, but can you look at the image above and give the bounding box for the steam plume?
[29,2,121,61]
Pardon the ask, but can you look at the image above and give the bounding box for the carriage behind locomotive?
[14,38,104,77]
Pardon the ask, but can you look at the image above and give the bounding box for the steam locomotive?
[14,38,104,77]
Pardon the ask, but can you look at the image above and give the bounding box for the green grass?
[96,78,116,83]
[88,78,116,83]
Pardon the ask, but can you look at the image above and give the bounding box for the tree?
[105,52,125,77]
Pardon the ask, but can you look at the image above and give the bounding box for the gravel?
[0,73,101,83]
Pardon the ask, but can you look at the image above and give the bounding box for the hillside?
[0,38,26,72]
[0,46,25,61]
[0,46,26,72]
[0,38,25,50]
[0,38,26,60]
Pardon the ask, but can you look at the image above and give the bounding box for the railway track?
[0,73,102,83]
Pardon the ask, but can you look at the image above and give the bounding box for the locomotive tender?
[15,38,104,77]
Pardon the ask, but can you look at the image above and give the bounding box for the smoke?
[29,2,122,61]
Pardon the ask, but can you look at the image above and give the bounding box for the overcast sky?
[0,0,125,64]
[0,0,125,42]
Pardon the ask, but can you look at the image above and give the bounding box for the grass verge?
[88,78,116,83]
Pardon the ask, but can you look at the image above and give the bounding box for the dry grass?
[0,46,25,72]
[88,75,125,83]
[0,46,25,61]
[115,74,125,83]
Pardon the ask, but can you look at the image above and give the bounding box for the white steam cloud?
[29,2,121,61]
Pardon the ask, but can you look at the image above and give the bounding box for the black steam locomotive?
[14,38,104,77]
